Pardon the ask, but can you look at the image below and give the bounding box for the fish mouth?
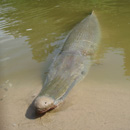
[34,96,57,114]
[35,104,57,114]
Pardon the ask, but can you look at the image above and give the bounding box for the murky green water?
[0,1,130,130]
[0,0,130,87]
[0,0,130,84]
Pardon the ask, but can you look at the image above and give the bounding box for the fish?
[34,11,100,114]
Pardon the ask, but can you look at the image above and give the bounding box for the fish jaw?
[34,96,57,114]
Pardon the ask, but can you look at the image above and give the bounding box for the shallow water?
[0,0,130,130]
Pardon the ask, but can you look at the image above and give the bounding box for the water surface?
[0,0,130,130]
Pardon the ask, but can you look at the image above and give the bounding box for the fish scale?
[34,11,101,114]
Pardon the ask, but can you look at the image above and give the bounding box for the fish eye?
[45,102,47,104]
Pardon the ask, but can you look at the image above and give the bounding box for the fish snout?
[34,96,56,114]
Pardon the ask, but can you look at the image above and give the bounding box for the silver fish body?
[34,11,100,114]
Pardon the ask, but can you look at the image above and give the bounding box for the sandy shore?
[0,48,130,130]
[0,1,130,129]
[0,66,130,130]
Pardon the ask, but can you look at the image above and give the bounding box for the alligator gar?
[34,11,100,114]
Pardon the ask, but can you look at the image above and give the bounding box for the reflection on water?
[0,0,90,62]
[0,1,130,129]
[0,0,130,84]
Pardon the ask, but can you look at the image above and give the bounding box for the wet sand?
[0,1,130,129]
[0,77,130,130]
[0,50,130,130]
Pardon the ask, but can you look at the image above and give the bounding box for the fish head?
[34,96,56,114]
